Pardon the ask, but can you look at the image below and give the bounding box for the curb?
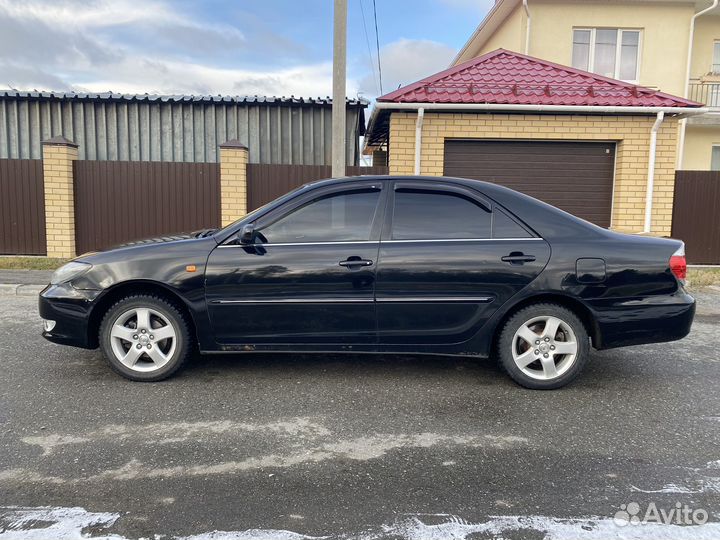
[0,284,46,296]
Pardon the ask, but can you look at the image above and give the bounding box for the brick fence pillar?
[42,136,78,258]
[219,140,249,226]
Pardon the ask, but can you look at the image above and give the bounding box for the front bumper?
[592,291,696,350]
[39,283,100,349]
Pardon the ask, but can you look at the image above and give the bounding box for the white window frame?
[712,41,720,74]
[573,28,642,83]
[711,144,720,171]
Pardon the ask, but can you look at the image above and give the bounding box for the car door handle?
[501,253,536,264]
[339,258,373,268]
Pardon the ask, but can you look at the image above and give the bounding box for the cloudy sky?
[0,0,494,101]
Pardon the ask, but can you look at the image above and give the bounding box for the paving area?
[0,290,718,539]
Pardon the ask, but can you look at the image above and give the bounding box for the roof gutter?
[372,101,707,116]
[363,102,707,153]
[523,0,531,55]
[677,0,718,169]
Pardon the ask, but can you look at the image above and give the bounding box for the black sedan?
[39,176,694,389]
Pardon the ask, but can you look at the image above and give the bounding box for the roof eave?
[451,0,521,66]
[0,90,370,108]
[363,102,708,152]
[373,102,707,114]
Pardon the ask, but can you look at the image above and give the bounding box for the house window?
[711,145,720,171]
[712,41,720,73]
[572,28,641,81]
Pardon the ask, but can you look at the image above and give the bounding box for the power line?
[372,0,383,94]
[359,0,379,95]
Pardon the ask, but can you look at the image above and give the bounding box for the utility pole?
[332,0,347,178]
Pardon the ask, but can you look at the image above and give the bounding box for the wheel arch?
[491,292,600,351]
[87,280,198,349]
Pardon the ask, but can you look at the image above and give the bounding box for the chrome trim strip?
[218,238,542,248]
[212,297,493,305]
[218,241,379,248]
[382,238,543,243]
[377,297,493,303]
[211,298,374,304]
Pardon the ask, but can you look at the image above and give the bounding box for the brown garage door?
[443,140,615,227]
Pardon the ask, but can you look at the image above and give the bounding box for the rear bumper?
[39,284,99,349]
[592,292,696,350]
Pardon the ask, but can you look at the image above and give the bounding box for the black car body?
[39,176,694,388]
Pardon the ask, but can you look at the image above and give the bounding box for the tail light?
[669,244,687,283]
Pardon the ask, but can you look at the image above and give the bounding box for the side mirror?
[239,224,255,244]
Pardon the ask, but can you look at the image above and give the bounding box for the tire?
[99,294,191,382]
[497,303,589,390]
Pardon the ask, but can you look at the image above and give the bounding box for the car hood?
[117,232,200,248]
[74,231,219,265]
[79,228,218,255]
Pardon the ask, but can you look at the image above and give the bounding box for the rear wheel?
[99,295,191,381]
[497,303,589,389]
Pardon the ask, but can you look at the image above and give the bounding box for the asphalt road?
[0,291,719,539]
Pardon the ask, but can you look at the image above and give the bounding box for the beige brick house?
[364,49,704,236]
[451,0,720,171]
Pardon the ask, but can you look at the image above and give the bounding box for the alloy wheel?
[511,315,578,381]
[109,307,177,372]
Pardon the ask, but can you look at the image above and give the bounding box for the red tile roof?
[378,49,701,108]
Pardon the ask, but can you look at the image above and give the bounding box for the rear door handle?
[501,253,536,264]
[339,258,373,268]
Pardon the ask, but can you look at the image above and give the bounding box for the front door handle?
[339,258,373,268]
[501,252,536,264]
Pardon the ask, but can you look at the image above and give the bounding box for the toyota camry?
[39,176,694,389]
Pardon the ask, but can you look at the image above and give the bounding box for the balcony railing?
[688,80,720,107]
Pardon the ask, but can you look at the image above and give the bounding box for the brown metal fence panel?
[74,161,220,254]
[246,164,389,211]
[672,171,720,264]
[0,159,46,255]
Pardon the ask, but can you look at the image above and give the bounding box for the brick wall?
[219,140,249,227]
[35,137,247,257]
[388,112,678,235]
[42,137,78,258]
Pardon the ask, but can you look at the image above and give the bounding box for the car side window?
[391,189,491,240]
[493,209,533,238]
[258,189,380,244]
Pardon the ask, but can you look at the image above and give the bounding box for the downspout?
[523,0,531,55]
[677,0,718,169]
[644,111,665,234]
[414,107,425,175]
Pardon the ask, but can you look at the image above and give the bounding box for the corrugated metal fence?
[0,159,46,255]
[672,171,720,264]
[0,93,364,166]
[1,156,388,255]
[74,161,220,254]
[247,165,389,211]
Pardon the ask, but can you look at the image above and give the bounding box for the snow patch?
[374,514,720,540]
[0,506,120,540]
[2,507,720,540]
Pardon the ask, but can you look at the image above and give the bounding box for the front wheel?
[99,295,191,381]
[497,303,589,390]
